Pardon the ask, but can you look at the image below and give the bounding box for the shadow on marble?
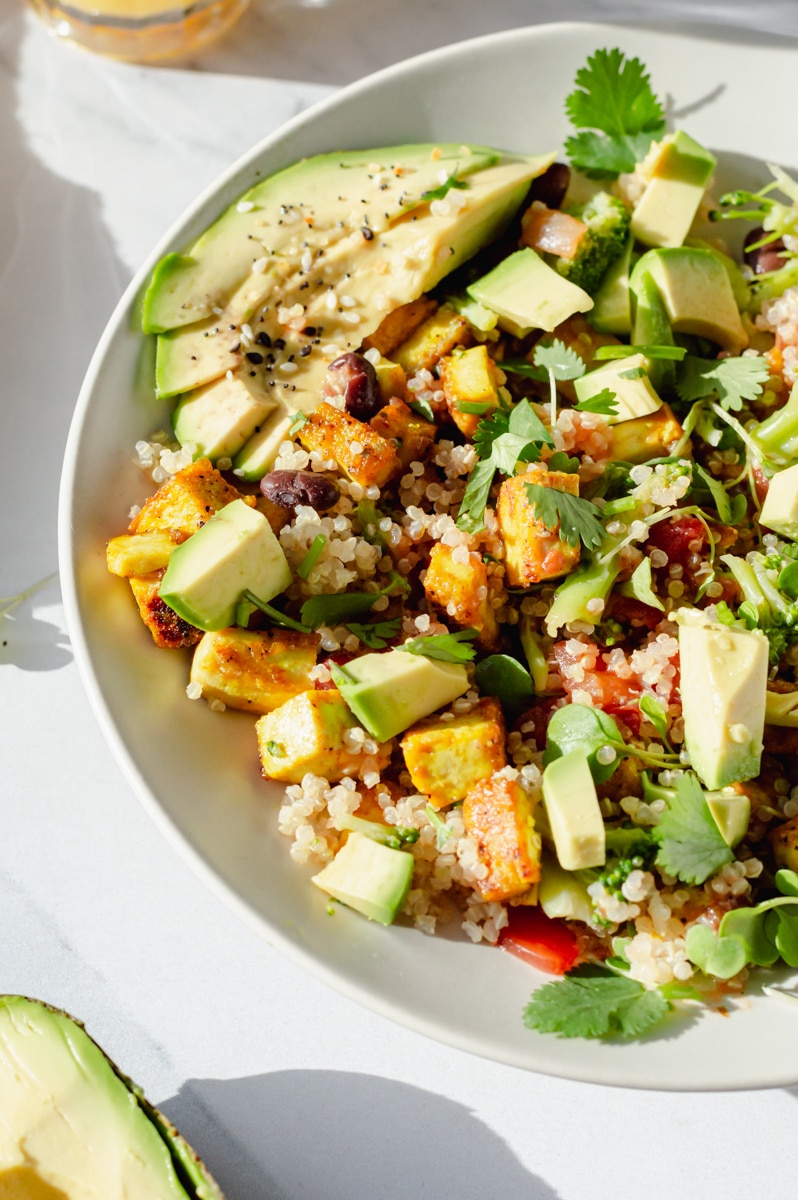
[160,1069,560,1200]
[0,577,73,671]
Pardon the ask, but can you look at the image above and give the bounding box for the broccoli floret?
[556,192,631,295]
[721,551,798,664]
[334,813,419,850]
[712,164,798,244]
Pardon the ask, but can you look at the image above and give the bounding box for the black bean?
[527,162,571,211]
[322,351,383,421]
[259,470,338,511]
[744,226,788,275]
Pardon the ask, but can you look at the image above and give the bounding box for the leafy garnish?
[545,702,678,783]
[675,355,771,412]
[300,572,408,629]
[693,464,735,523]
[421,170,469,203]
[288,411,308,436]
[618,366,646,380]
[546,450,581,472]
[654,771,734,885]
[265,740,286,758]
[564,48,665,179]
[425,803,452,850]
[402,628,478,663]
[618,556,664,612]
[523,968,670,1039]
[457,399,553,532]
[296,534,326,580]
[456,399,496,415]
[532,338,586,381]
[575,387,619,416]
[639,695,671,749]
[500,358,548,380]
[593,344,687,362]
[522,483,606,551]
[345,618,402,649]
[244,591,311,633]
[407,395,436,422]
[474,654,535,712]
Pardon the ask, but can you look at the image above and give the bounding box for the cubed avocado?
[572,353,663,424]
[173,370,277,463]
[467,248,593,337]
[630,247,747,353]
[677,609,768,790]
[332,649,470,742]
[159,499,292,632]
[400,697,506,807]
[311,831,414,925]
[590,236,633,335]
[706,791,751,848]
[630,130,716,249]
[538,856,594,924]
[542,749,606,871]
[759,462,798,539]
[630,268,676,391]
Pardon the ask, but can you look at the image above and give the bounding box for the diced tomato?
[752,464,770,507]
[499,906,580,975]
[552,641,642,720]
[607,594,663,631]
[647,516,706,570]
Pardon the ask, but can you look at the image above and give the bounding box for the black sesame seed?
[305,326,317,336]
[300,345,312,357]
[273,338,286,350]
[245,351,264,364]
[256,331,272,347]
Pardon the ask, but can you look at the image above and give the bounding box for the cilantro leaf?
[654,772,734,884]
[500,358,548,381]
[407,395,436,422]
[694,464,734,523]
[675,355,771,412]
[458,400,553,533]
[523,483,606,550]
[402,628,478,663]
[456,460,497,534]
[523,969,670,1040]
[533,338,586,381]
[345,617,402,649]
[564,49,665,179]
[421,170,469,203]
[575,387,619,416]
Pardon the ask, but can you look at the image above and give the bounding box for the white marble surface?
[4,2,798,1196]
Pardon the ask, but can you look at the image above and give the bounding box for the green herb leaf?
[344,617,402,649]
[618,556,664,611]
[654,772,734,885]
[402,628,478,663]
[407,396,436,422]
[544,702,626,784]
[300,573,408,629]
[456,400,496,415]
[457,399,553,532]
[523,969,670,1039]
[575,387,619,416]
[500,358,547,381]
[474,654,535,712]
[523,483,606,551]
[425,803,452,850]
[421,170,469,203]
[564,48,665,179]
[296,534,327,580]
[694,465,734,523]
[639,694,670,743]
[675,355,771,412]
[456,459,497,534]
[288,411,308,436]
[618,366,646,380]
[533,338,586,381]
[266,740,287,758]
[356,499,388,548]
[547,450,581,472]
[593,344,687,362]
[244,591,311,633]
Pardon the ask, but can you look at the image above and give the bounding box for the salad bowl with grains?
[60,23,798,1088]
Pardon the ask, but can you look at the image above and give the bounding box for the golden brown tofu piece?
[497,464,581,588]
[298,402,401,488]
[128,573,202,650]
[439,345,500,438]
[362,297,438,357]
[190,628,320,714]
[129,458,248,537]
[549,315,623,404]
[106,530,182,577]
[392,306,471,375]
[609,404,684,464]
[463,774,542,902]
[401,698,506,808]
[369,398,436,468]
[374,356,408,405]
[423,542,499,649]
[256,689,392,784]
[770,814,798,872]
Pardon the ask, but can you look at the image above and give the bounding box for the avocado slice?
[541,749,606,871]
[630,130,716,249]
[159,499,292,631]
[572,353,663,424]
[630,267,677,392]
[590,236,633,335]
[332,649,469,742]
[311,831,414,924]
[0,996,223,1200]
[630,247,747,354]
[467,247,593,336]
[173,369,277,462]
[677,609,768,790]
[538,856,594,923]
[706,791,751,848]
[759,462,798,539]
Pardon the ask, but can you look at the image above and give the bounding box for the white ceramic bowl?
[59,21,798,1089]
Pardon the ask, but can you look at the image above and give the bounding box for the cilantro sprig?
[564,48,665,179]
[574,387,619,416]
[345,617,402,649]
[523,967,670,1040]
[653,771,733,885]
[675,355,771,412]
[522,483,605,551]
[402,628,478,663]
[300,572,408,629]
[457,398,553,533]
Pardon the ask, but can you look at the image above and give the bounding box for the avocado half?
[0,996,224,1200]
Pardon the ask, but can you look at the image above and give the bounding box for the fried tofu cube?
[439,345,500,437]
[362,297,438,357]
[106,530,182,577]
[373,356,408,405]
[190,628,320,714]
[770,814,798,872]
[423,542,500,649]
[298,402,401,488]
[128,573,202,649]
[392,306,470,374]
[609,404,684,464]
[256,689,392,784]
[463,774,542,902]
[369,398,436,468]
[497,464,581,587]
[400,698,506,808]
[129,458,248,537]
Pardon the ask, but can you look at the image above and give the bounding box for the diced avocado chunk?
[333,649,469,742]
[630,130,716,249]
[542,749,606,871]
[173,370,277,462]
[538,856,594,924]
[706,791,751,848]
[759,462,798,539]
[572,353,663,424]
[631,247,747,353]
[630,267,676,391]
[467,248,593,337]
[159,499,291,632]
[590,236,633,335]
[311,831,414,925]
[0,995,221,1200]
[677,609,768,790]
